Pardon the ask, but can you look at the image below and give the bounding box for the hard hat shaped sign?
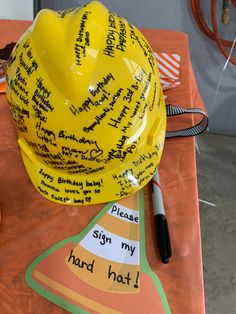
[6,0,166,205]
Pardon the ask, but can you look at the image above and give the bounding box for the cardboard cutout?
[25,191,170,313]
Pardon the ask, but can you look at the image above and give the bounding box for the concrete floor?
[197,133,236,314]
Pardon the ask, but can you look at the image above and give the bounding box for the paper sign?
[25,191,171,313]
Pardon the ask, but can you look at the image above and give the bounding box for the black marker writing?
[107,265,132,286]
[41,179,59,192]
[116,19,126,52]
[19,52,38,76]
[103,29,116,58]
[67,249,95,273]
[108,105,130,128]
[74,10,91,65]
[110,204,139,223]
[93,230,112,246]
[39,168,54,182]
[83,88,123,133]
[36,121,57,146]
[121,242,136,257]
[89,73,114,97]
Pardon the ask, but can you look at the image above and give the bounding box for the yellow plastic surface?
[6,1,166,205]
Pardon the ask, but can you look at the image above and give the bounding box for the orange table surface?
[0,20,205,314]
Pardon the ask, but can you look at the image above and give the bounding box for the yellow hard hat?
[6,1,166,205]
